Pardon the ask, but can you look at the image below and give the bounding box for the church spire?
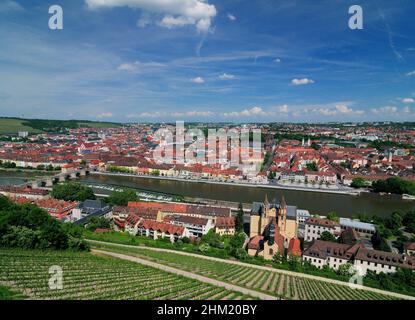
[264,194,270,210]
[280,196,287,209]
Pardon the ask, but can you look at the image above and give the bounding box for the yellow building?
[247,195,298,260]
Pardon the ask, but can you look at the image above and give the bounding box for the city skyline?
[1,0,415,122]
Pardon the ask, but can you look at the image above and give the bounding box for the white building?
[303,240,415,275]
[168,215,214,238]
[304,217,341,242]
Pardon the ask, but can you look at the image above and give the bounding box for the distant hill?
[0,117,121,134]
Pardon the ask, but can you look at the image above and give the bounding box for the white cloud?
[159,15,194,28]
[406,70,415,76]
[171,110,214,117]
[0,0,24,12]
[278,105,289,114]
[335,104,364,115]
[371,106,398,114]
[190,76,205,84]
[291,78,315,86]
[227,13,236,21]
[218,73,235,80]
[133,110,214,119]
[86,0,217,33]
[97,112,113,118]
[275,58,281,63]
[302,103,364,117]
[118,62,139,73]
[117,60,165,73]
[223,106,267,117]
[401,98,415,104]
[137,13,152,28]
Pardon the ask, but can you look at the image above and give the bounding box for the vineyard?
[90,242,401,300]
[0,249,252,300]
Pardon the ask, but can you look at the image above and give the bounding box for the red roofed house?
[215,217,236,236]
[136,219,189,243]
[35,198,78,220]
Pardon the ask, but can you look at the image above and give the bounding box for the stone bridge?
[29,169,89,189]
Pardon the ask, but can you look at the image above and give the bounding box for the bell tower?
[278,196,287,232]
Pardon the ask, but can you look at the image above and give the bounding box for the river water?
[0,171,54,186]
[1,171,413,218]
[79,174,414,218]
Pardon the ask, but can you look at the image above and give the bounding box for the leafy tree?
[273,252,287,264]
[338,263,356,277]
[86,217,111,232]
[351,177,367,189]
[306,162,318,172]
[372,177,415,196]
[371,231,392,252]
[51,183,95,202]
[235,203,244,232]
[201,229,223,248]
[288,256,301,271]
[0,197,87,251]
[327,212,339,222]
[385,212,403,231]
[403,211,415,233]
[106,189,138,206]
[198,243,210,253]
[319,231,337,242]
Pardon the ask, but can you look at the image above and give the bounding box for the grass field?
[0,249,253,300]
[90,242,401,301]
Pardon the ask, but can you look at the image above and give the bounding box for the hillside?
[0,117,121,134]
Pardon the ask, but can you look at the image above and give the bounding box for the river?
[78,174,414,218]
[1,171,413,218]
[0,170,54,186]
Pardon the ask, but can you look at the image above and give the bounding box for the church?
[247,195,300,260]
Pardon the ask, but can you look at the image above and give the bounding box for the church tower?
[264,194,270,212]
[278,196,287,232]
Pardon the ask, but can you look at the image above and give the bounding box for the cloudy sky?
[0,0,415,122]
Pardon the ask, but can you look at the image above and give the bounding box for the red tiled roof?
[247,235,263,250]
[215,217,235,228]
[288,237,302,257]
[306,217,340,228]
[138,219,185,236]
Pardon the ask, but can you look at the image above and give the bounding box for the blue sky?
[0,0,415,123]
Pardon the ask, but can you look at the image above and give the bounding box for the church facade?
[247,195,299,260]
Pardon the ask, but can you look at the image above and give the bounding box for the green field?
[90,242,401,301]
[0,118,121,134]
[0,249,252,300]
[0,118,42,134]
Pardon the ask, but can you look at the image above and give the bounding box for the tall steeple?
[264,194,270,211]
[278,196,287,232]
[280,196,287,210]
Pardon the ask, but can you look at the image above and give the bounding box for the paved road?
[88,239,415,300]
[92,249,279,300]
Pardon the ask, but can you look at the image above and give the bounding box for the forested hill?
[0,117,121,134]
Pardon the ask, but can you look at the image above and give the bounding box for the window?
[269,249,274,255]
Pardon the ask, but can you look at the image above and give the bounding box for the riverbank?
[91,171,360,196]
